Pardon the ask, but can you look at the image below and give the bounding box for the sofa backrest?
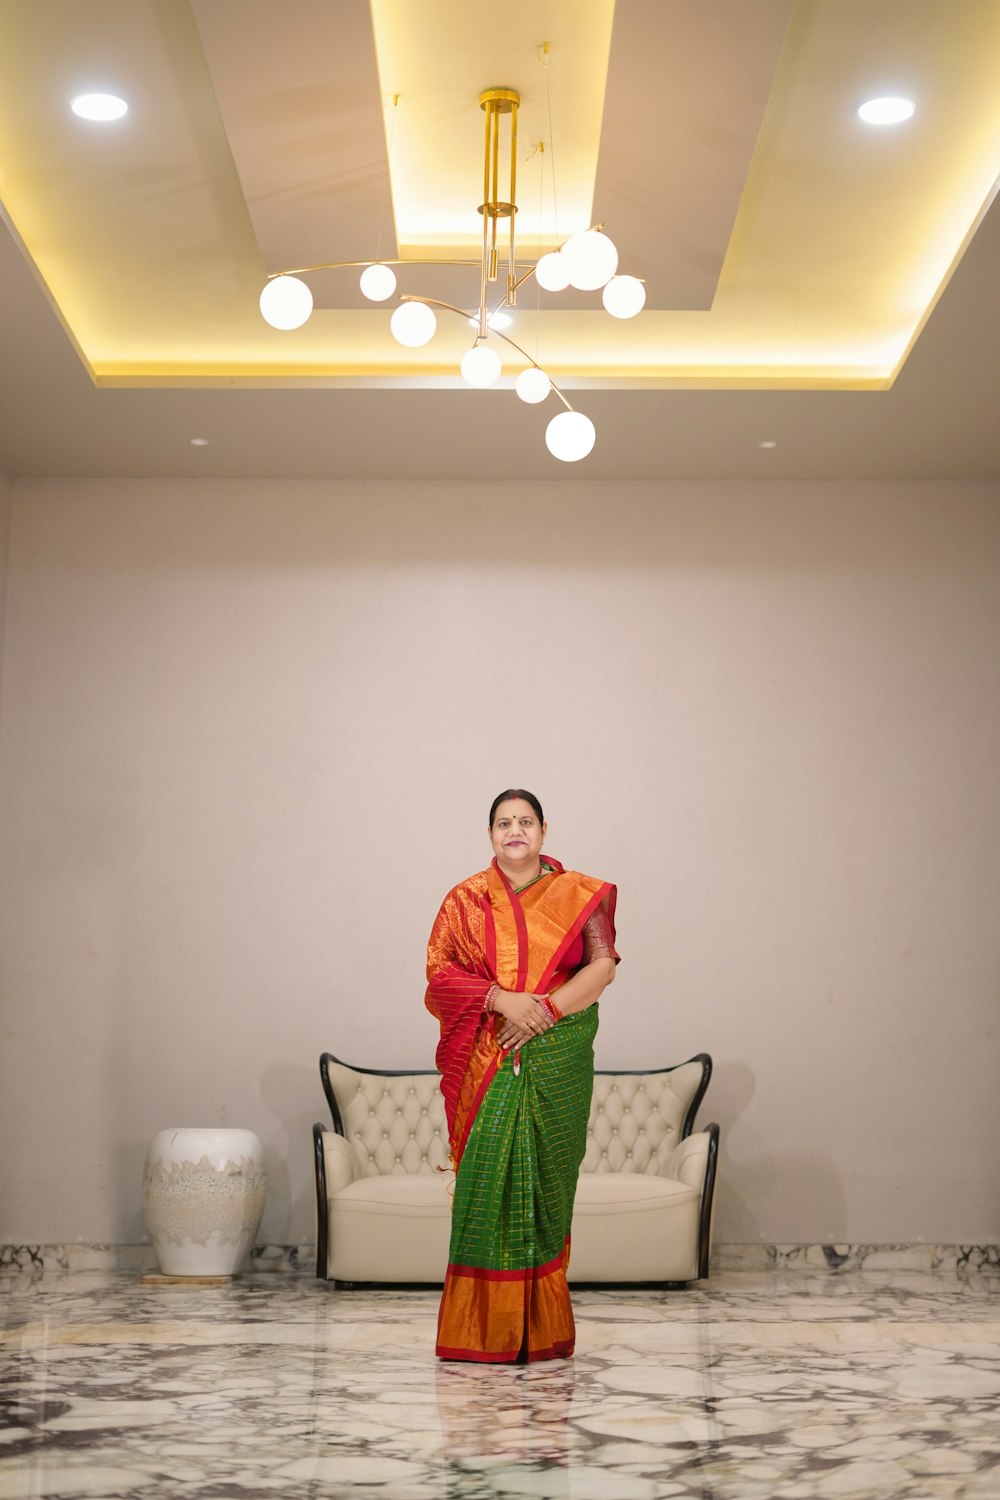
[582,1062,707,1173]
[322,1053,710,1178]
[326,1061,451,1175]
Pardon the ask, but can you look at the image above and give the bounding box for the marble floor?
[2,1268,1000,1499]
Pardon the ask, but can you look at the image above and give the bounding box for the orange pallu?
[425,855,617,1362]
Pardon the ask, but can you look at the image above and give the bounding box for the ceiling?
[1,0,1000,481]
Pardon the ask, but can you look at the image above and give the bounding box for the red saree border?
[446,1246,568,1282]
[527,1338,575,1362]
[537,882,615,993]
[436,1338,575,1364]
[483,890,497,975]
[434,1344,575,1368]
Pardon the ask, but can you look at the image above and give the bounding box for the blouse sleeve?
[581,902,620,964]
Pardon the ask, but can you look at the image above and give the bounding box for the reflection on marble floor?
[2,1268,1000,1499]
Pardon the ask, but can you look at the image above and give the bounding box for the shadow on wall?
[710,1058,849,1242]
[707,1059,759,1241]
[259,1059,320,1245]
[112,1139,150,1244]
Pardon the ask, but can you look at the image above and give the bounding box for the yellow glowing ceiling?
[0,0,998,389]
[369,0,616,255]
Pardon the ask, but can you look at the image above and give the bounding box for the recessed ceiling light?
[189,437,209,447]
[71,92,128,122]
[858,96,915,126]
[758,440,777,449]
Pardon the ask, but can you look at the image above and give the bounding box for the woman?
[425,789,618,1363]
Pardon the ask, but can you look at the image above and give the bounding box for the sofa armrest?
[313,1125,363,1280]
[668,1121,720,1280]
[323,1130,361,1193]
[669,1128,710,1190]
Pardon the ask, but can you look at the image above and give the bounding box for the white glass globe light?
[259,275,313,330]
[858,96,915,125]
[602,274,646,319]
[515,367,551,404]
[359,263,397,301]
[562,230,618,290]
[545,410,596,462]
[535,251,571,292]
[390,301,437,347]
[461,345,502,388]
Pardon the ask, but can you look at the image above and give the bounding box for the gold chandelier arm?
[265,258,489,279]
[399,295,576,413]
[398,294,477,322]
[488,328,574,412]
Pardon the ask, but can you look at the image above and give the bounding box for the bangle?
[484,983,502,1015]
[541,996,562,1023]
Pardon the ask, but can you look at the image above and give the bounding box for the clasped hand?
[492,989,555,1050]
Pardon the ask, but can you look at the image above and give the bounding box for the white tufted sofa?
[312,1052,719,1286]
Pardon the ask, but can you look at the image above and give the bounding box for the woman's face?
[489,798,547,869]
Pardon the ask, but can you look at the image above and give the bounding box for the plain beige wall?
[1,477,998,1248]
[0,474,9,767]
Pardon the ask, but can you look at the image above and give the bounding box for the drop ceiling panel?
[1,0,999,389]
[193,0,395,277]
[593,0,794,311]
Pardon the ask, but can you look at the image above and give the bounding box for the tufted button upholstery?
[328,1062,451,1176]
[328,1058,705,1179]
[581,1063,704,1174]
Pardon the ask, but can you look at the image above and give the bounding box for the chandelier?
[258,85,645,462]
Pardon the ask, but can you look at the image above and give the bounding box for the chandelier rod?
[479,95,491,339]
[505,223,609,298]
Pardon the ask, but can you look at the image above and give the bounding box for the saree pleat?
[436,1007,599,1362]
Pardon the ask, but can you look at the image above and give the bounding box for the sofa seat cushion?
[327,1172,455,1281]
[335,1171,455,1216]
[568,1172,702,1283]
[327,1164,703,1285]
[574,1172,700,1212]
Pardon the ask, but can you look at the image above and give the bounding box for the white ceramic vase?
[142,1127,267,1277]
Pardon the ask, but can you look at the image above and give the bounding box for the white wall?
[1,477,998,1248]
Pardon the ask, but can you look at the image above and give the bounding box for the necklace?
[512,864,552,895]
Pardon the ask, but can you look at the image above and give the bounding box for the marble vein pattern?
[2,1266,999,1498]
[0,1246,311,1277]
[3,1243,998,1279]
